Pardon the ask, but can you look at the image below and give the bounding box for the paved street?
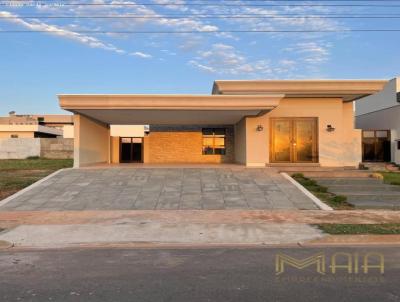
[0,168,317,211]
[0,246,398,302]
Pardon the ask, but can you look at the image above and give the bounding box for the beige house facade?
[59,80,387,168]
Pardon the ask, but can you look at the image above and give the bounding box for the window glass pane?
[214,148,226,155]
[132,138,142,143]
[121,138,131,143]
[376,131,388,138]
[202,128,213,135]
[214,137,225,146]
[363,131,375,138]
[203,137,214,146]
[202,147,214,155]
[214,128,226,135]
[202,128,227,155]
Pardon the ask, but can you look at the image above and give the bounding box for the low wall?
[0,138,73,159]
[40,138,73,159]
[0,138,41,159]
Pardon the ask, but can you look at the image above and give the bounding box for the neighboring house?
[58,80,387,168]
[0,124,63,138]
[355,78,400,164]
[0,112,74,138]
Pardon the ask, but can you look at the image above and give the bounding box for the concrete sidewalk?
[0,210,399,229]
[0,222,324,248]
[0,210,399,249]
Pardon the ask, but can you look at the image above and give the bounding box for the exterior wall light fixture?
[326,125,335,132]
[256,125,264,132]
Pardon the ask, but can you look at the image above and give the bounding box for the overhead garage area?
[59,94,283,167]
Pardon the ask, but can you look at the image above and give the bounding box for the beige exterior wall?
[63,125,74,138]
[74,114,110,167]
[110,125,145,137]
[110,136,120,164]
[234,118,246,164]
[242,98,361,167]
[0,131,35,138]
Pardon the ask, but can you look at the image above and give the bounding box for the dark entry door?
[120,137,143,163]
[362,130,391,162]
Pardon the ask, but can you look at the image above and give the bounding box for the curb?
[0,240,14,250]
[281,172,333,211]
[300,234,400,247]
[8,241,303,251]
[0,168,71,208]
[7,235,400,251]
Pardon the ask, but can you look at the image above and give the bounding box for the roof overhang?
[58,94,283,125]
[212,80,388,102]
[0,125,63,136]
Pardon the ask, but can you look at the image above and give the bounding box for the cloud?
[0,10,153,59]
[130,51,152,58]
[0,0,348,77]
[0,11,126,54]
[285,41,331,64]
[189,43,298,76]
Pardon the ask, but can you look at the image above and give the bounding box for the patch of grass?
[379,172,400,186]
[0,158,73,171]
[292,173,353,210]
[0,158,73,200]
[316,224,400,235]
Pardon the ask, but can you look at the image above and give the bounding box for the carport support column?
[73,114,110,168]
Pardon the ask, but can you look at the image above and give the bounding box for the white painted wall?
[110,125,145,137]
[356,77,400,164]
[356,78,399,116]
[0,138,41,159]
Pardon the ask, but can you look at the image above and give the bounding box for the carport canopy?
[58,94,284,125]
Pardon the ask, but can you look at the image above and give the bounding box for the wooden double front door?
[270,118,318,163]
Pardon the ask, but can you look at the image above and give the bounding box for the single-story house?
[356,77,400,164]
[0,112,74,138]
[58,80,387,168]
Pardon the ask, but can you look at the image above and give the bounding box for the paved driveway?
[0,168,317,211]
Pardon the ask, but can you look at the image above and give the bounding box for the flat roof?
[58,94,283,111]
[212,79,388,101]
[58,94,284,125]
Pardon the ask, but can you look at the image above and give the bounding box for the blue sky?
[0,0,400,115]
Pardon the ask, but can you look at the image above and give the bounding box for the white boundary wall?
[0,138,41,159]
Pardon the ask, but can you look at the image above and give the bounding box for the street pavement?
[0,246,399,302]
